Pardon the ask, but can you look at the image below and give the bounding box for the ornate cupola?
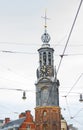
[35,12,61,130]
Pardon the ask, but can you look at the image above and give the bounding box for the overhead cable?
[73,118,83,126]
[1,50,83,56]
[66,73,83,97]
[56,0,83,74]
[65,96,72,119]
[72,108,83,119]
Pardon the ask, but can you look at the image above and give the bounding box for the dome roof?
[41,32,51,43]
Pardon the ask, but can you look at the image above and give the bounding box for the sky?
[0,0,83,129]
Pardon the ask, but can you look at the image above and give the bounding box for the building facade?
[35,14,61,130]
[61,119,68,130]
[19,110,35,130]
[0,110,35,130]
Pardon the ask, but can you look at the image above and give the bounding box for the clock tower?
[35,13,61,130]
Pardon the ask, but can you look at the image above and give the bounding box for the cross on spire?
[42,9,50,29]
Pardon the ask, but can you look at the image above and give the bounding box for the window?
[27,125,30,130]
[48,52,51,65]
[43,52,46,65]
[43,111,47,116]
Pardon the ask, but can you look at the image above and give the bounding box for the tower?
[35,13,61,130]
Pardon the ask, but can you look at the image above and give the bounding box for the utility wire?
[72,108,83,119]
[56,0,83,74]
[63,96,72,119]
[0,87,34,92]
[0,42,83,47]
[0,50,37,54]
[66,73,83,97]
[1,50,83,56]
[73,118,83,126]
[0,104,19,115]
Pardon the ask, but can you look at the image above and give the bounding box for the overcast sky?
[0,0,83,129]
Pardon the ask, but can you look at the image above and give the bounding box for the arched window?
[48,52,51,65]
[40,53,42,67]
[43,110,47,116]
[43,52,46,65]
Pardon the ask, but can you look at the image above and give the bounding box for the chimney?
[25,110,31,116]
[5,118,10,124]
[25,110,33,122]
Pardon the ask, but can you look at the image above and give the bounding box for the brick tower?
[35,13,61,130]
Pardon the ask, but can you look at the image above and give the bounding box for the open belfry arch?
[35,12,61,130]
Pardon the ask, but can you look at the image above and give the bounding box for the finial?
[41,10,51,44]
[41,9,49,30]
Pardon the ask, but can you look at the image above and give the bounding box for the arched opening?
[48,52,51,65]
[43,110,47,116]
[43,52,46,65]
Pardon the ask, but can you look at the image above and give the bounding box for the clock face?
[40,66,53,77]
[40,65,47,76]
[46,66,53,76]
